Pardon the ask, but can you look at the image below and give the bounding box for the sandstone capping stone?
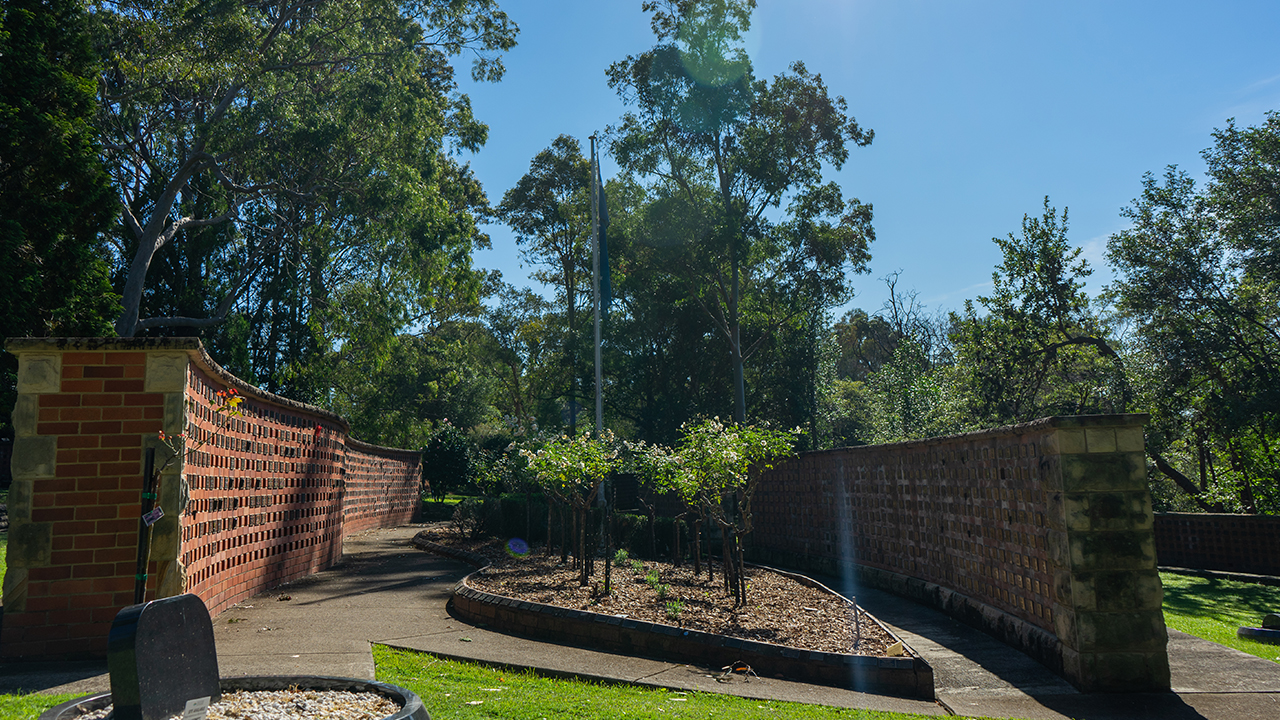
[145,352,190,393]
[7,479,33,525]
[16,354,61,393]
[3,568,29,612]
[9,521,53,567]
[1115,426,1144,453]
[11,395,38,437]
[1058,429,1087,455]
[10,436,57,478]
[1060,453,1147,492]
[1084,428,1117,453]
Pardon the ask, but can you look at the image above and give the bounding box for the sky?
[456,0,1280,317]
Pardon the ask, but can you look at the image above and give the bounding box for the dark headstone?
[1263,613,1280,630]
[108,594,221,720]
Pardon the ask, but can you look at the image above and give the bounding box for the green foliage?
[1160,572,1280,663]
[865,340,967,444]
[451,497,495,540]
[665,599,685,619]
[950,198,1128,426]
[373,645,942,719]
[495,136,594,433]
[97,0,517,339]
[608,0,874,422]
[0,692,79,720]
[523,430,621,509]
[423,421,479,502]
[523,429,622,583]
[0,0,120,436]
[651,418,796,604]
[1108,115,1280,513]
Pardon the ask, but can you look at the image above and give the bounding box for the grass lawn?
[0,649,968,720]
[1160,571,1280,663]
[373,645,967,720]
[0,692,80,720]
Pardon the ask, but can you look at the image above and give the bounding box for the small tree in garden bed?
[629,439,703,574]
[674,419,796,607]
[523,430,621,586]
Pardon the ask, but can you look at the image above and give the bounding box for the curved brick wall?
[1155,512,1280,577]
[750,415,1170,693]
[3,338,421,657]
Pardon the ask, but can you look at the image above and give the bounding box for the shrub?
[451,497,492,539]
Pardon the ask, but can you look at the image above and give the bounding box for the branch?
[1150,450,1222,512]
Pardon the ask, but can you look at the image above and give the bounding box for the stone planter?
[38,676,429,720]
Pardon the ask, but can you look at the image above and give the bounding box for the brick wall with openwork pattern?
[750,415,1171,693]
[753,425,1059,633]
[1155,512,1280,576]
[3,338,421,658]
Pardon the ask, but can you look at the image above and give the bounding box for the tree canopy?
[607,0,874,422]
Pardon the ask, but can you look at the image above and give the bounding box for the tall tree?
[608,0,874,422]
[495,136,593,432]
[0,0,121,435]
[93,0,516,338]
[1108,116,1280,513]
[950,199,1128,425]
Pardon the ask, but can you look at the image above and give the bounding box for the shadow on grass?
[1161,573,1280,625]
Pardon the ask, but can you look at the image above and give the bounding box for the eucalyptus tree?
[1108,116,1280,513]
[482,282,559,426]
[950,199,1128,426]
[93,0,516,338]
[495,136,593,432]
[607,0,874,422]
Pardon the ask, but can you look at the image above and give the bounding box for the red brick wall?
[343,440,421,535]
[749,415,1170,693]
[4,349,162,657]
[752,424,1060,633]
[179,365,349,617]
[1155,512,1280,576]
[3,338,421,658]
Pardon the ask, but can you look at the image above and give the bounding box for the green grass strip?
[373,645,978,720]
[1160,571,1280,663]
[0,692,79,720]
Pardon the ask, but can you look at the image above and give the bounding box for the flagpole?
[590,134,603,439]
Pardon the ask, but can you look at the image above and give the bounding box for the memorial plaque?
[108,594,221,720]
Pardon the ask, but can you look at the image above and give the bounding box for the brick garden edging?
[411,532,935,699]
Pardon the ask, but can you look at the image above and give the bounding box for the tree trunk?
[545,498,554,556]
[692,516,702,576]
[673,516,682,567]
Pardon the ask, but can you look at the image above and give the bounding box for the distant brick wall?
[1155,513,1280,576]
[751,415,1170,693]
[3,338,421,658]
[343,440,421,535]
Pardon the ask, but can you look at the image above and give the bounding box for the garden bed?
[413,527,934,698]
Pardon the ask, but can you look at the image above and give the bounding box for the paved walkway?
[5,525,1280,719]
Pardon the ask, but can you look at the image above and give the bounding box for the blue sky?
[457,0,1280,317]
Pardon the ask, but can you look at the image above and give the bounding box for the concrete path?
[5,524,1280,720]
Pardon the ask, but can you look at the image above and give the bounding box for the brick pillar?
[1046,415,1170,692]
[3,338,194,659]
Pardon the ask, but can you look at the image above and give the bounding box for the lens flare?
[507,538,530,556]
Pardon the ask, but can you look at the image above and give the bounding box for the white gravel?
[77,689,400,720]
